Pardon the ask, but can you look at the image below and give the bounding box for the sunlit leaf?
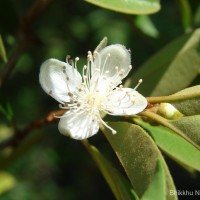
[101,122,159,197]
[0,171,16,195]
[83,140,139,200]
[84,0,160,15]
[125,29,200,96]
[135,118,200,171]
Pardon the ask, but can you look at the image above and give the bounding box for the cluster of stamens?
[53,51,142,134]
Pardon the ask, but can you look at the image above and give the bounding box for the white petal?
[58,111,99,140]
[39,59,82,103]
[91,44,131,88]
[104,88,147,115]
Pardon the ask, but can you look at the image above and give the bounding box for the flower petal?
[104,88,147,115]
[91,44,131,88]
[58,111,99,140]
[39,59,82,103]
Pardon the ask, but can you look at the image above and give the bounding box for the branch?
[0,0,53,87]
[0,109,65,149]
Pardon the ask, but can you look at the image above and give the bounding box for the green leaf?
[177,0,192,32]
[125,29,200,96]
[171,115,200,147]
[135,118,200,171]
[84,0,160,15]
[171,85,200,115]
[0,171,16,195]
[141,159,166,200]
[0,35,7,63]
[101,122,159,197]
[135,15,159,38]
[161,157,178,200]
[83,140,139,200]
[0,103,14,121]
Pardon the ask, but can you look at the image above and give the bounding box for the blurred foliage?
[0,0,200,199]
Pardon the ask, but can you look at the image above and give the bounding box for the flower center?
[85,91,104,110]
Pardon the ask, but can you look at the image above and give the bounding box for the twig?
[0,109,65,149]
[0,0,53,87]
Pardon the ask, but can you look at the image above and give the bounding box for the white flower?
[39,44,147,140]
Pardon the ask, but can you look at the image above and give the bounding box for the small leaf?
[0,171,16,195]
[141,159,166,200]
[83,140,139,200]
[125,29,200,96]
[171,115,200,147]
[0,35,7,63]
[135,118,200,171]
[101,122,159,197]
[171,85,200,115]
[84,0,160,15]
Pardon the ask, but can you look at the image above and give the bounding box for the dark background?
[0,0,200,199]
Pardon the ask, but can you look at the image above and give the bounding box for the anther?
[84,65,87,70]
[68,92,73,97]
[112,130,117,134]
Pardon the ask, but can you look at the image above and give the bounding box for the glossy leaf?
[101,122,159,197]
[125,29,200,96]
[141,159,166,200]
[135,118,200,171]
[84,0,160,15]
[171,85,200,115]
[83,140,139,200]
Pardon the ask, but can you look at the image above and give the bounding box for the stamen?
[93,51,101,71]
[134,79,143,90]
[75,57,79,70]
[66,55,70,64]
[100,53,110,76]
[98,115,117,134]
